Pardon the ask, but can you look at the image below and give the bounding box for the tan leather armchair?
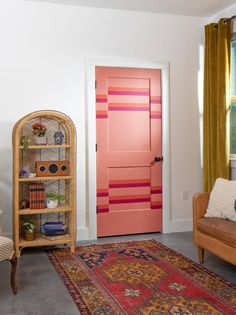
[0,210,17,294]
[193,193,236,266]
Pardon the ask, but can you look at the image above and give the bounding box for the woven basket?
[23,230,36,241]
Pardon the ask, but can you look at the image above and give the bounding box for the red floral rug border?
[47,250,90,314]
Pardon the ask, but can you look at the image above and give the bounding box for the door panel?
[96,67,162,237]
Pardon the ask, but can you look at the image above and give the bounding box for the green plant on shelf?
[22,220,36,241]
[22,221,36,233]
[46,193,65,209]
[46,193,65,201]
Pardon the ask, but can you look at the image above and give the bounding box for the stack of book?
[41,221,66,240]
[29,183,45,209]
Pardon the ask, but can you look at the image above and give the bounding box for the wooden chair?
[0,210,17,294]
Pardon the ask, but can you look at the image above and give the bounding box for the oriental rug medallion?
[47,240,236,315]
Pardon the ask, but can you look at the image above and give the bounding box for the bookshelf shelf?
[18,205,72,215]
[19,144,72,149]
[18,176,73,182]
[19,235,72,247]
[13,110,76,257]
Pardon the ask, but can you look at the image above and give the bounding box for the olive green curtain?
[203,19,232,192]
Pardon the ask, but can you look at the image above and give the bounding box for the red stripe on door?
[109,195,150,204]
[108,103,149,111]
[97,189,109,197]
[109,179,150,188]
[97,205,109,213]
[96,95,108,103]
[151,201,162,209]
[108,87,149,96]
[96,111,108,119]
[151,186,162,194]
[150,96,162,104]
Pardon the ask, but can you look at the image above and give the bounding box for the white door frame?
[86,58,171,239]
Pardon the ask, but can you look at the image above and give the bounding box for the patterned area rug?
[47,240,236,314]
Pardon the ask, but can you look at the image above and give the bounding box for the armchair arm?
[0,209,2,236]
[193,193,210,246]
[193,193,210,222]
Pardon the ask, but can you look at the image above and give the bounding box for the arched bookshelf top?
[13,110,76,147]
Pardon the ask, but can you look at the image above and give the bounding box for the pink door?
[96,66,162,237]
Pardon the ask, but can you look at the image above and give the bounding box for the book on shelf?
[41,221,64,225]
[43,221,64,226]
[41,221,65,231]
[42,230,66,236]
[41,221,66,238]
[41,225,65,231]
[29,183,45,209]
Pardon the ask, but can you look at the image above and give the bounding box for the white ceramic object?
[47,199,58,209]
[35,136,47,145]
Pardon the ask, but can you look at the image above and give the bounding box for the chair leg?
[198,247,204,264]
[9,254,17,294]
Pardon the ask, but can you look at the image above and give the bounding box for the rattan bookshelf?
[12,110,76,257]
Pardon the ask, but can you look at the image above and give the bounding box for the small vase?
[34,136,47,145]
[47,199,58,209]
[54,131,64,145]
[20,135,30,150]
[23,230,36,241]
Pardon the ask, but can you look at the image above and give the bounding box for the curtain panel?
[203,18,232,192]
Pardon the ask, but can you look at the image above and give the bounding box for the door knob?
[154,156,163,163]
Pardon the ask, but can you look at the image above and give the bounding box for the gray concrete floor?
[0,232,235,315]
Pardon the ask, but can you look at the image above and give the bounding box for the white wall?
[0,0,205,238]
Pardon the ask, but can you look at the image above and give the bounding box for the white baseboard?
[76,219,193,241]
[76,227,90,241]
[163,218,193,234]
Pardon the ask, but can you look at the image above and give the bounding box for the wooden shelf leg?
[70,243,75,253]
[15,247,20,258]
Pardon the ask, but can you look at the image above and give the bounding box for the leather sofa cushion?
[197,217,236,248]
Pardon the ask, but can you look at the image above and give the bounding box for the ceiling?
[29,0,236,17]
